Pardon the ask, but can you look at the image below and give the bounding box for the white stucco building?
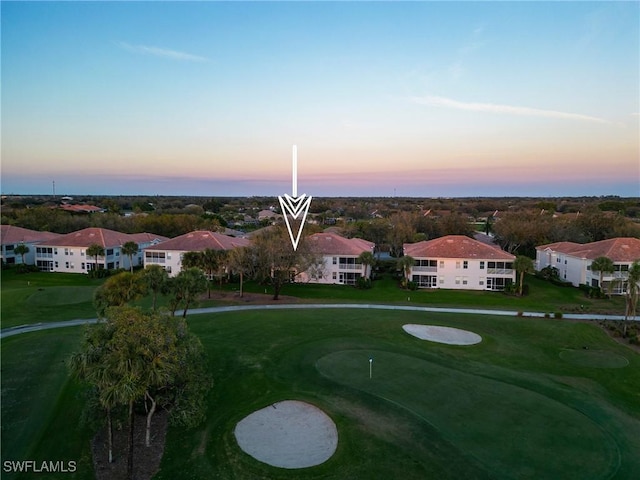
[34,227,167,273]
[536,237,640,294]
[296,232,375,285]
[0,225,62,266]
[143,230,251,277]
[403,235,516,291]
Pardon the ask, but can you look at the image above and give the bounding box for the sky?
[2,1,639,198]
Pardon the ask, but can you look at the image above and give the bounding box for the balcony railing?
[487,268,514,275]
[338,263,362,270]
[412,266,438,272]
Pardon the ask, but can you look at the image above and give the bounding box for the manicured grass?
[0,270,104,328]
[3,309,639,479]
[222,274,625,315]
[0,328,93,480]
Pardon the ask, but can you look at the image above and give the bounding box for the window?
[480,261,485,269]
[479,279,485,286]
[455,276,461,284]
[456,261,461,269]
[81,263,85,269]
[439,277,444,284]
[81,250,85,256]
[55,262,59,268]
[5,245,14,251]
[64,248,70,256]
[106,248,114,256]
[462,277,468,285]
[145,251,166,263]
[65,262,69,268]
[439,261,444,268]
[463,261,468,269]
[332,257,337,265]
[332,272,337,280]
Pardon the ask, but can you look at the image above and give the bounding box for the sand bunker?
[234,400,338,469]
[403,324,482,345]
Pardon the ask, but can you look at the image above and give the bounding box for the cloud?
[118,42,208,62]
[411,95,610,124]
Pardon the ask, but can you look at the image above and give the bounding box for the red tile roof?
[146,230,250,252]
[0,225,62,245]
[537,237,640,262]
[404,235,515,260]
[306,232,375,256]
[59,204,104,213]
[41,228,157,248]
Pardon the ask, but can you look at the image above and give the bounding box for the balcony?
[412,266,437,272]
[487,268,514,275]
[338,263,363,270]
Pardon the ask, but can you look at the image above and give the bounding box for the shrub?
[554,312,563,319]
[407,281,418,291]
[356,277,372,290]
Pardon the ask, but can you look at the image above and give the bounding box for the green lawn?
[219,274,625,315]
[1,269,625,330]
[0,270,104,328]
[4,308,638,479]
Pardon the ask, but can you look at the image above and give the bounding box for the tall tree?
[397,255,415,289]
[590,256,615,294]
[227,246,255,298]
[251,226,313,300]
[358,251,376,280]
[513,255,534,296]
[86,243,105,272]
[167,268,208,317]
[13,243,29,265]
[93,271,147,317]
[70,306,212,479]
[623,261,640,336]
[141,265,169,311]
[200,249,224,298]
[121,241,139,273]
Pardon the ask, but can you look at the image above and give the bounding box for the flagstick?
[292,145,298,197]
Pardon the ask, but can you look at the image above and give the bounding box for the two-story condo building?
[296,232,375,285]
[536,237,640,294]
[34,227,167,273]
[403,235,516,291]
[1,225,62,265]
[143,230,250,277]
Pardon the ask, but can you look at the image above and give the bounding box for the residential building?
[0,225,62,265]
[34,227,167,273]
[143,230,250,277]
[536,237,640,294]
[296,232,375,285]
[403,235,516,291]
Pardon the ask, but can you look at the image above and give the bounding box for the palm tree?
[358,251,376,280]
[14,243,30,265]
[141,265,169,311]
[121,241,139,273]
[513,255,534,296]
[200,249,222,298]
[623,260,640,336]
[227,247,254,298]
[397,255,415,288]
[590,256,615,295]
[86,243,105,272]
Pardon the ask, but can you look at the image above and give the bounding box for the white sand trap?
[403,324,482,345]
[234,400,338,469]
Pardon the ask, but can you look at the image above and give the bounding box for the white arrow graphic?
[278,145,312,251]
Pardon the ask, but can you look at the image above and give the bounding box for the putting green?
[559,349,629,369]
[317,349,619,479]
[27,287,95,306]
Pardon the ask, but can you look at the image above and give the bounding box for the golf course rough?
[234,400,338,469]
[402,324,482,345]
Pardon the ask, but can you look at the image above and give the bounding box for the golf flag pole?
[369,357,373,379]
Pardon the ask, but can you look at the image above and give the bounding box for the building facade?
[403,235,516,291]
[34,228,166,273]
[143,230,251,277]
[0,225,62,265]
[296,232,375,285]
[536,237,640,294]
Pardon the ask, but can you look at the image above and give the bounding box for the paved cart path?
[1,303,631,339]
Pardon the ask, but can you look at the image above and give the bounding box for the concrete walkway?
[1,303,632,339]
